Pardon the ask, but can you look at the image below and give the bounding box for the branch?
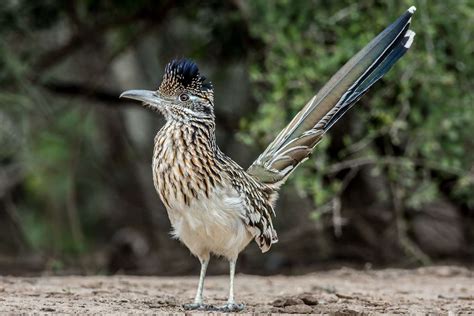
[31,2,175,76]
[42,81,120,103]
[40,81,241,132]
[388,173,431,265]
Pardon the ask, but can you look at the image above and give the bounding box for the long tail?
[247,7,416,187]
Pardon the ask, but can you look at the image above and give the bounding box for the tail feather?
[247,7,416,186]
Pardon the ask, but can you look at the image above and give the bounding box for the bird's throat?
[152,121,223,208]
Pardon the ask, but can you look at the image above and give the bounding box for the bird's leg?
[194,258,208,304]
[183,257,211,310]
[214,258,245,312]
[228,258,237,304]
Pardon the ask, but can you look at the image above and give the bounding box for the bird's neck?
[153,119,225,208]
[155,119,220,160]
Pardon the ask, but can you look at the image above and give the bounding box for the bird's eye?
[179,94,189,102]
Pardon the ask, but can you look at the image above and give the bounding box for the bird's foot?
[213,302,245,312]
[182,303,214,311]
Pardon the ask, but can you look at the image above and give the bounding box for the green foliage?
[1,91,100,253]
[243,0,473,209]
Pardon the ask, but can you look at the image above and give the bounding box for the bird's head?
[120,59,214,122]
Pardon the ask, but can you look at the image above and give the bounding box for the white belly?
[165,185,253,260]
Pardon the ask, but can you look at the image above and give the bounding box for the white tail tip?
[408,6,417,14]
[404,30,416,48]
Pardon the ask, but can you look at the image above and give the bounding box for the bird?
[120,7,416,312]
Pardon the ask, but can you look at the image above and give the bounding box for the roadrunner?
[120,7,416,311]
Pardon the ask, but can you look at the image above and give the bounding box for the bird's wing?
[247,7,416,187]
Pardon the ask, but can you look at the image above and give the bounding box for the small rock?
[299,293,319,305]
[338,308,360,315]
[272,297,304,307]
[282,304,313,314]
[272,298,285,307]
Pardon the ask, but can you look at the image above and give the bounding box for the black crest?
[162,59,213,93]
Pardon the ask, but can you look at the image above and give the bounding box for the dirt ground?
[0,266,472,314]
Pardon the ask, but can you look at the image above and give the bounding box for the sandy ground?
[0,266,472,314]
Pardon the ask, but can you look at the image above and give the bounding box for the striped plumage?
[152,119,278,257]
[120,7,416,312]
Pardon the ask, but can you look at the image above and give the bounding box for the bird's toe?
[183,303,213,310]
[213,302,245,312]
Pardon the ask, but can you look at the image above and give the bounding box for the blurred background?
[0,0,472,276]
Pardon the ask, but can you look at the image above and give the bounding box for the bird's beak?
[119,89,164,109]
